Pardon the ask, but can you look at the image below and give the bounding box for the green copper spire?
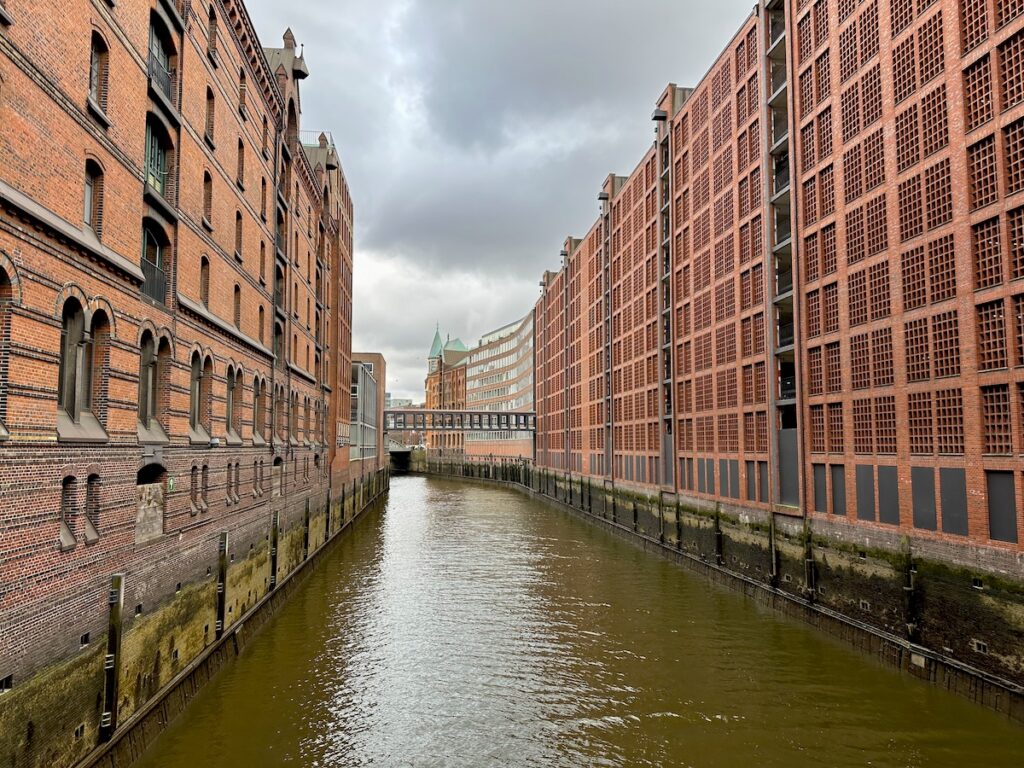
[429,325,444,358]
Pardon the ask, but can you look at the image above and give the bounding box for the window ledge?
[137,419,170,445]
[204,133,216,151]
[0,179,144,282]
[234,250,243,263]
[144,184,178,222]
[239,104,249,122]
[207,49,219,69]
[188,424,212,446]
[87,98,111,129]
[202,216,213,232]
[236,179,245,192]
[0,420,8,441]
[0,6,13,26]
[225,431,243,447]
[156,0,184,32]
[57,410,109,443]
[253,432,267,447]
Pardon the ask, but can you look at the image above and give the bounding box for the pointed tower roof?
[429,326,444,358]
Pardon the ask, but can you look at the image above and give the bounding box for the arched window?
[234,211,243,257]
[138,331,160,435]
[141,221,169,304]
[236,139,245,187]
[238,68,247,111]
[226,366,239,438]
[253,377,266,441]
[258,305,265,343]
[232,284,241,327]
[188,352,211,442]
[58,299,89,421]
[203,171,213,225]
[84,160,104,236]
[260,177,267,219]
[273,322,284,370]
[190,465,199,511]
[60,476,77,551]
[259,241,266,282]
[84,473,101,544]
[201,463,209,508]
[148,14,176,103]
[261,115,269,155]
[89,33,109,112]
[289,391,298,440]
[205,87,215,143]
[274,265,285,309]
[145,117,172,196]
[200,256,210,306]
[207,6,218,59]
[286,101,298,147]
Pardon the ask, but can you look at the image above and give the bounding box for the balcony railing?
[769,12,786,46]
[141,258,166,304]
[778,323,795,348]
[777,268,793,295]
[779,375,797,400]
[148,54,174,101]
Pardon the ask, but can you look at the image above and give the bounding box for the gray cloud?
[245,0,755,398]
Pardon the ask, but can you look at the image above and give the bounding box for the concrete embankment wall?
[418,459,1024,726]
[0,469,389,768]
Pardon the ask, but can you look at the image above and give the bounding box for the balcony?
[148,54,173,101]
[769,11,786,47]
[779,375,796,401]
[777,268,793,296]
[778,322,795,348]
[141,258,166,304]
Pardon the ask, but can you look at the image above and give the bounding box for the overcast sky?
[246,0,755,400]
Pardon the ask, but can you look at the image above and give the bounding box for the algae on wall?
[0,640,106,768]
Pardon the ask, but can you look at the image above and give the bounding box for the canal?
[137,476,1024,767]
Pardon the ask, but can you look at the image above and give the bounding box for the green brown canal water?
[137,476,1024,767]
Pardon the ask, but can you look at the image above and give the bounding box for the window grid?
[809,346,824,395]
[968,136,999,209]
[918,11,945,85]
[872,327,895,386]
[847,206,866,264]
[869,260,891,319]
[822,223,838,274]
[929,234,958,302]
[811,405,826,452]
[862,65,883,127]
[961,0,989,54]
[920,85,949,158]
[932,310,961,377]
[851,333,871,388]
[1005,118,1024,195]
[850,270,869,326]
[1010,207,1024,279]
[819,107,834,158]
[1000,31,1024,110]
[899,176,924,241]
[977,299,1009,370]
[828,403,845,452]
[974,217,1004,289]
[863,129,885,190]
[924,159,953,229]
[902,245,927,308]
[876,396,897,453]
[963,56,994,133]
[805,233,820,283]
[866,194,888,256]
[908,391,933,454]
[823,282,840,334]
[982,384,1014,454]
[826,342,843,393]
[905,317,931,381]
[935,388,965,454]
[893,37,918,103]
[896,105,921,172]
[860,2,880,64]
[854,399,874,453]
[997,0,1024,27]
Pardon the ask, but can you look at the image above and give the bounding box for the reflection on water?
[137,476,1024,767]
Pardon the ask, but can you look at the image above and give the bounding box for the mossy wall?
[3,471,389,768]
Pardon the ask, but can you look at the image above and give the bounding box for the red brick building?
[0,1,362,762]
[535,0,1024,558]
[424,327,469,456]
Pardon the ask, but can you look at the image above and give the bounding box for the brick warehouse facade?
[533,0,1024,685]
[0,2,374,766]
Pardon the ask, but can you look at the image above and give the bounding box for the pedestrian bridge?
[384,409,535,433]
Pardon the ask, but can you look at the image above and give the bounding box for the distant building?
[425,327,470,456]
[351,353,387,473]
[465,314,535,460]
